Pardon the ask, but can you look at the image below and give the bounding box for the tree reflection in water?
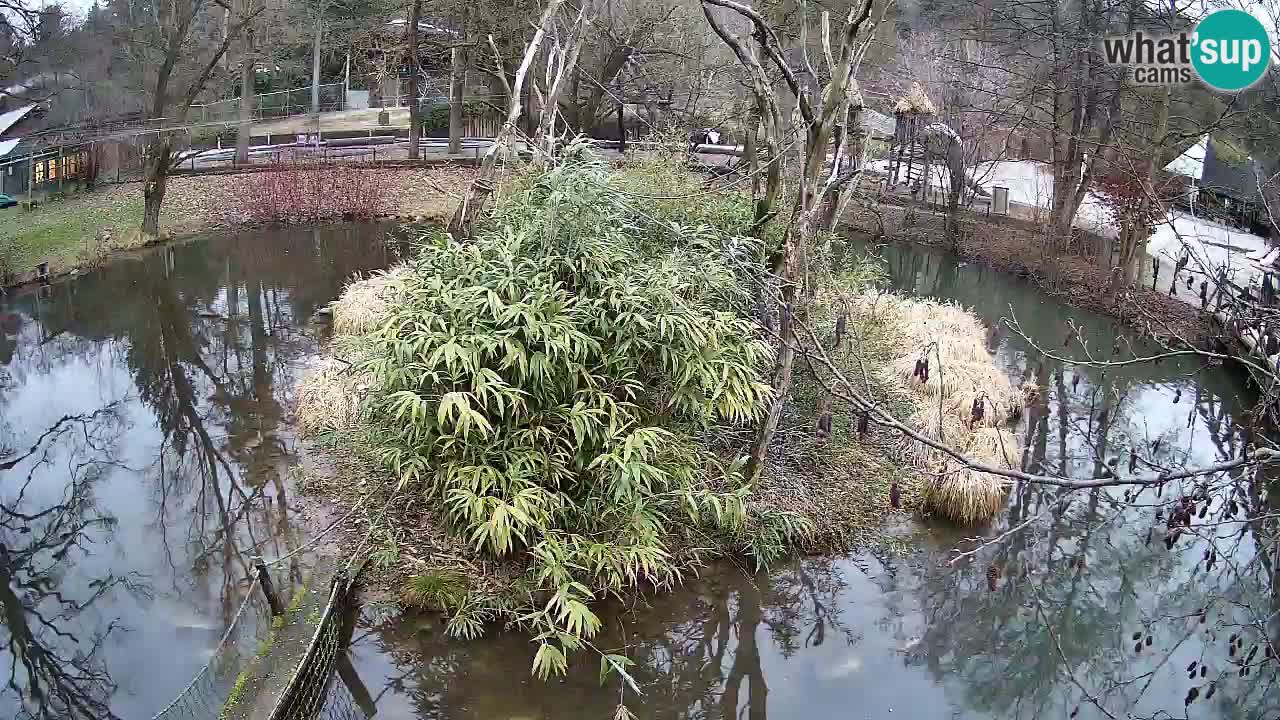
[349,239,1280,720]
[0,223,407,717]
[0,405,145,720]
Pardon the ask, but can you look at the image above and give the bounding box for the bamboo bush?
[353,155,805,676]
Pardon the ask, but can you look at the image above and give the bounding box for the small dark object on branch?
[1145,527,1152,546]
[834,313,847,349]
[1134,642,1143,654]
[1146,635,1152,647]
[1133,631,1143,641]
[1229,644,1236,658]
[1185,687,1199,706]
[1129,448,1138,473]
[1174,388,1182,403]
[971,397,985,424]
[1152,438,1161,454]
[1201,664,1207,677]
[1072,373,1080,392]
[857,411,869,438]
[1205,683,1215,699]
[921,357,930,382]
[890,482,901,509]
[1064,330,1074,348]
[986,563,1000,591]
[1188,661,1197,673]
[1246,645,1258,663]
[1198,504,1207,519]
[913,358,923,378]
[1069,708,1079,719]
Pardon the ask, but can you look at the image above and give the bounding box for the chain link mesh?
[267,572,363,720]
[149,572,272,720]
[311,667,369,720]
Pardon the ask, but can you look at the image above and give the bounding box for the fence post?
[253,557,284,616]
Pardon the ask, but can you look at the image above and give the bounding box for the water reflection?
[348,238,1279,720]
[0,224,406,718]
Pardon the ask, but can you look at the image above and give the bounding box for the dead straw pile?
[331,265,412,336]
[861,292,1019,525]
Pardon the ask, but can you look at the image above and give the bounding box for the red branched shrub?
[232,161,399,224]
[1094,157,1180,235]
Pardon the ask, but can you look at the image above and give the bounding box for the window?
[34,160,45,184]
[48,158,58,181]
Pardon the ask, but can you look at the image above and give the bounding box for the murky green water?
[0,223,406,719]
[344,238,1279,719]
[4,227,1275,720]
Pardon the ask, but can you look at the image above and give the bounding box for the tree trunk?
[746,208,814,480]
[310,6,323,114]
[142,136,173,238]
[449,0,566,238]
[236,28,254,165]
[616,102,625,153]
[407,0,422,160]
[448,45,466,154]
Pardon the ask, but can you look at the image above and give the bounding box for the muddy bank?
[843,201,1213,345]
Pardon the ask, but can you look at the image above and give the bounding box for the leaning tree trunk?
[449,0,566,238]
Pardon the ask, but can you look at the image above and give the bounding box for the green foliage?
[369,530,400,570]
[402,569,470,611]
[358,153,783,677]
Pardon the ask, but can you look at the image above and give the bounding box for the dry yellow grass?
[331,265,412,336]
[865,292,1018,525]
[297,356,366,434]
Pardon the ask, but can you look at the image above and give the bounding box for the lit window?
[48,159,58,181]
[34,160,45,184]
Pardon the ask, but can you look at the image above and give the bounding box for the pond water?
[343,237,1280,719]
[0,223,407,719]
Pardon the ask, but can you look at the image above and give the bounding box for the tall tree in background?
[118,0,262,236]
[406,0,422,158]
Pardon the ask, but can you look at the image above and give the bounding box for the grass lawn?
[0,186,150,279]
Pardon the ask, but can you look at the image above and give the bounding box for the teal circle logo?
[1192,9,1271,91]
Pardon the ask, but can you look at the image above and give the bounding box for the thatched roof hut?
[893,82,937,116]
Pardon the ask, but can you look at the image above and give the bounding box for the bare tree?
[700,0,886,480]
[449,0,568,238]
[118,0,263,237]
